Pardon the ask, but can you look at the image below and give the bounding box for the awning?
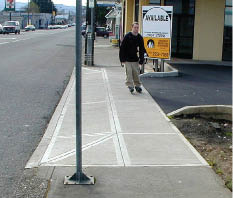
[105,8,118,19]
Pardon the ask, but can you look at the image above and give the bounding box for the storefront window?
[222,0,232,61]
[165,0,194,14]
[134,0,139,22]
[149,0,161,5]
[226,0,232,7]
[165,0,195,58]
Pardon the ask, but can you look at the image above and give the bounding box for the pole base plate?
[64,173,95,185]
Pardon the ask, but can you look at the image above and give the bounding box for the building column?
[160,0,165,6]
[139,0,149,33]
[193,0,225,61]
[125,0,134,33]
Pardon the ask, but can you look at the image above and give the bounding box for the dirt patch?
[171,115,232,191]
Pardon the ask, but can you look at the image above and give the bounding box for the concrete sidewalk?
[26,38,231,197]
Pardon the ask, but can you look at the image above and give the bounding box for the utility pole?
[84,0,95,66]
[64,0,95,185]
[51,2,54,24]
[28,0,30,25]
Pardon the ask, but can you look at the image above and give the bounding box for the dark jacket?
[119,32,145,65]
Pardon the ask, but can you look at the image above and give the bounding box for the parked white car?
[25,25,36,31]
[3,21,20,34]
[0,24,3,34]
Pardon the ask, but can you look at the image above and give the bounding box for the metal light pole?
[64,0,95,185]
[85,0,95,66]
[51,3,53,24]
[27,0,30,25]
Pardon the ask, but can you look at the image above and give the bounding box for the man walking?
[119,22,145,93]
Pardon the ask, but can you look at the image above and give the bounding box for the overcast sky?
[16,0,86,6]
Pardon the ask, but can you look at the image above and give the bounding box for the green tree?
[95,6,110,26]
[25,1,40,13]
[32,0,57,14]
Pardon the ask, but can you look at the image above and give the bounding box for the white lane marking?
[83,67,102,72]
[102,68,131,166]
[83,132,114,137]
[0,29,73,45]
[57,132,113,138]
[118,133,176,135]
[0,42,9,45]
[82,134,114,151]
[0,38,16,40]
[40,134,114,165]
[82,101,106,105]
[41,164,208,167]
[0,37,32,45]
[84,71,103,74]
[40,80,75,164]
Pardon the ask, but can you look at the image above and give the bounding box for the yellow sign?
[52,11,56,16]
[144,37,170,59]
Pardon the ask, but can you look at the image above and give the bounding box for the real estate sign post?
[142,6,173,60]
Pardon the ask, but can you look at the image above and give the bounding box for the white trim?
[40,81,75,164]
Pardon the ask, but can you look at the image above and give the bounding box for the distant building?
[105,3,121,40]
[0,11,52,29]
[55,15,69,24]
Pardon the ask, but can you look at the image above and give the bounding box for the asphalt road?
[0,28,75,197]
[141,63,232,114]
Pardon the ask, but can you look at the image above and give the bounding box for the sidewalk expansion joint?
[102,68,131,166]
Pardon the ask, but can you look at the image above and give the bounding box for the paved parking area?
[141,63,232,114]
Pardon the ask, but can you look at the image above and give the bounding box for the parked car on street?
[95,27,109,38]
[3,21,20,34]
[60,25,68,29]
[0,24,3,34]
[25,25,36,31]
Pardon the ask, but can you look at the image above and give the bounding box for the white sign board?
[142,6,173,59]
[5,0,15,11]
[89,0,94,8]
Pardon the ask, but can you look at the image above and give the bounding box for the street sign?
[5,0,15,11]
[89,0,94,8]
[142,6,173,60]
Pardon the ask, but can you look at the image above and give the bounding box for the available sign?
[5,0,15,11]
[142,6,173,59]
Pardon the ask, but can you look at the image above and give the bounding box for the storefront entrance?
[165,0,195,59]
[222,0,232,61]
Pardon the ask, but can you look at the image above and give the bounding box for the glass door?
[165,0,195,58]
[222,0,232,61]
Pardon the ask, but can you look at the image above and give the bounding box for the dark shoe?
[128,86,134,93]
[135,86,142,93]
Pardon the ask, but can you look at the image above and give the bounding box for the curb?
[167,105,232,121]
[167,60,232,67]
[25,68,75,168]
[141,62,179,78]
[142,86,209,166]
